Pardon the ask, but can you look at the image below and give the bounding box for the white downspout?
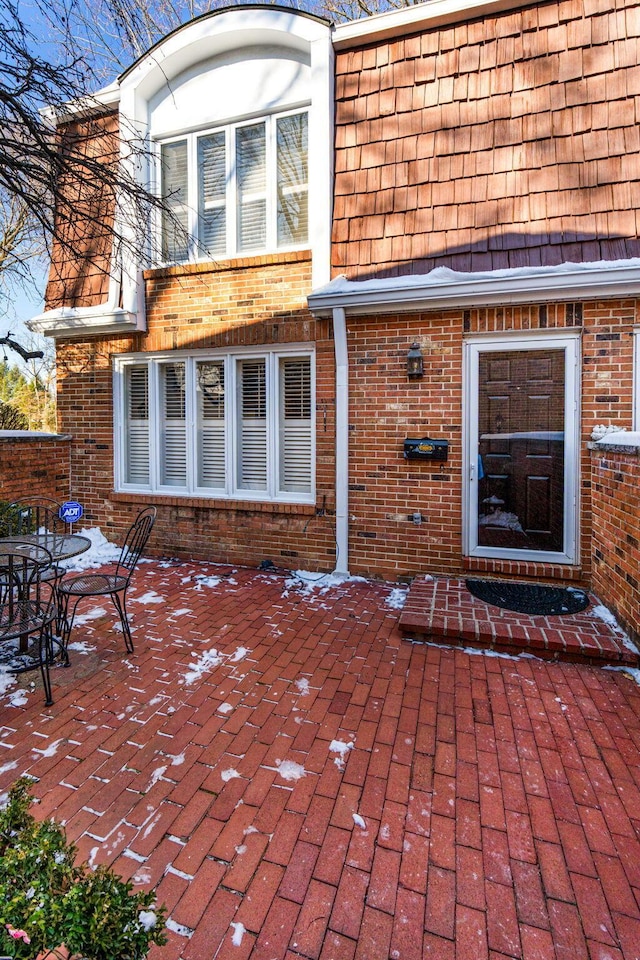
[333,306,349,575]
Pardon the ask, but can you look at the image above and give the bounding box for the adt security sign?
[59,501,84,524]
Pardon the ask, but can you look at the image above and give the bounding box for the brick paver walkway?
[1,559,640,959]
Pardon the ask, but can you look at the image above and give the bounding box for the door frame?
[463,330,581,565]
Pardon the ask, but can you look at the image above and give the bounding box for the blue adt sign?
[59,501,84,524]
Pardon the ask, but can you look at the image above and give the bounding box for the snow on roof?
[308,259,640,316]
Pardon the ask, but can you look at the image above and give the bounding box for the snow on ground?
[590,604,640,654]
[130,591,165,605]
[283,570,368,597]
[329,739,354,770]
[59,528,121,572]
[194,574,222,589]
[275,760,306,781]
[385,587,408,610]
[0,664,17,697]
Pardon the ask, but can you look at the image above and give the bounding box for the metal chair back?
[116,507,157,576]
[0,541,55,634]
[0,541,57,705]
[7,498,72,538]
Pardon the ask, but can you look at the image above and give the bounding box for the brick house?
[31,0,640,595]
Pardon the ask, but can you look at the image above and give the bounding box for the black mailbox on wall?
[403,437,448,461]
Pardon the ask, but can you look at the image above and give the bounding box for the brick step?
[399,576,640,666]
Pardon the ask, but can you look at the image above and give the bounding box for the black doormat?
[465,579,590,616]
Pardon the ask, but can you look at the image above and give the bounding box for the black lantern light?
[406,342,424,380]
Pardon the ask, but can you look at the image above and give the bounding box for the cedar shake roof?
[333,0,640,279]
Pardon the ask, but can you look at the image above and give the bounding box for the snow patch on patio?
[590,604,640,654]
[59,528,121,571]
[294,677,310,695]
[194,574,222,589]
[229,646,249,662]
[67,640,96,654]
[0,666,18,698]
[230,922,246,947]
[182,645,251,685]
[283,569,368,597]
[385,587,408,609]
[605,664,640,687]
[183,648,224,684]
[165,918,193,939]
[31,738,63,758]
[275,759,306,781]
[221,768,241,782]
[329,739,354,770]
[130,591,164,605]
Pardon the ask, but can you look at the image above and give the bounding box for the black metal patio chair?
[58,507,157,655]
[6,497,74,633]
[0,541,58,706]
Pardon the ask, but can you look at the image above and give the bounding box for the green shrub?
[0,779,166,960]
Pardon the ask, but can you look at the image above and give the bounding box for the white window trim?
[463,331,581,566]
[114,345,315,504]
[155,108,309,266]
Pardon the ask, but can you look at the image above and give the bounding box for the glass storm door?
[465,336,579,564]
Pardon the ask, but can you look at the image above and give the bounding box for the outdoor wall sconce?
[406,342,424,379]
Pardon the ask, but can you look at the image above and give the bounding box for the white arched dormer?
[33,6,334,338]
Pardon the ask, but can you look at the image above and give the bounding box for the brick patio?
[2,559,640,959]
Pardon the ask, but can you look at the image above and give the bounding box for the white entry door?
[464,334,580,565]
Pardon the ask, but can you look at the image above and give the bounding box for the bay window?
[115,348,314,502]
[160,110,309,263]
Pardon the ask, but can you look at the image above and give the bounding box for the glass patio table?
[0,532,92,563]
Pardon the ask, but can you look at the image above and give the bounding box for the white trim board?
[308,261,640,317]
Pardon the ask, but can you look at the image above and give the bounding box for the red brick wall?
[0,435,72,504]
[54,284,639,581]
[591,450,640,644]
[334,0,640,277]
[55,252,339,568]
[343,298,638,582]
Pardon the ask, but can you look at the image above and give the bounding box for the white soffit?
[307,261,640,317]
[28,307,144,340]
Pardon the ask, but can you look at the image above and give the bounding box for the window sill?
[111,490,316,515]
[143,249,312,281]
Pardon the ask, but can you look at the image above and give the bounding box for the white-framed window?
[114,346,314,503]
[159,110,309,263]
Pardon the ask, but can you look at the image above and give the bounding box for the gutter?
[28,271,146,340]
[332,307,350,576]
[308,261,640,318]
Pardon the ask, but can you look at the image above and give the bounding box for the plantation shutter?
[238,359,267,490]
[197,360,226,489]
[161,141,189,262]
[160,363,187,487]
[279,357,312,494]
[124,365,150,485]
[236,123,266,251]
[277,114,308,246]
[198,132,226,257]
